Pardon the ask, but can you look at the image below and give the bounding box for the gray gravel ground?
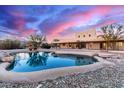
[1,54,124,88]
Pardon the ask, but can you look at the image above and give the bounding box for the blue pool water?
[7,52,97,72]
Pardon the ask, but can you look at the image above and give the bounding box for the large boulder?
[1,56,14,62]
[0,52,14,62]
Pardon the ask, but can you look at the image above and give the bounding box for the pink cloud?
[10,11,25,17]
[14,29,37,40]
[20,29,36,37]
[14,19,26,31]
[71,6,113,18]
[7,6,124,42]
[47,6,123,42]
[95,20,117,27]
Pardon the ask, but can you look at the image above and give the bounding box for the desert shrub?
[41,43,51,49]
[0,39,24,49]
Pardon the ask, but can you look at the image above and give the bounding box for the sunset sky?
[0,5,124,42]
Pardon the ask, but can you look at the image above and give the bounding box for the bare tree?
[100,23,124,50]
[109,23,124,49]
[27,34,46,51]
[100,25,112,50]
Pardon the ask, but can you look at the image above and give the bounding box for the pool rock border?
[0,50,115,82]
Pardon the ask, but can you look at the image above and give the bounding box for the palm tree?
[27,34,46,51]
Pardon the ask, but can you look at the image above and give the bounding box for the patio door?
[100,43,106,50]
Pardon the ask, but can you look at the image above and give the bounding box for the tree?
[0,39,22,49]
[109,23,124,50]
[100,23,124,50]
[100,25,112,50]
[27,34,46,51]
[41,43,51,49]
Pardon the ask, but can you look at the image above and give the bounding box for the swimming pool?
[6,52,98,72]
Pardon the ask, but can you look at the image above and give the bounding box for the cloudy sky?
[0,5,124,42]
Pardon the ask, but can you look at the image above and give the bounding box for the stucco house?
[52,28,124,50]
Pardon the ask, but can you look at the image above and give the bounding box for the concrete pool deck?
[0,49,117,82]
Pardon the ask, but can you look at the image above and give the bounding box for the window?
[83,35,85,37]
[89,34,91,37]
[63,43,65,46]
[118,42,123,47]
[78,35,80,38]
